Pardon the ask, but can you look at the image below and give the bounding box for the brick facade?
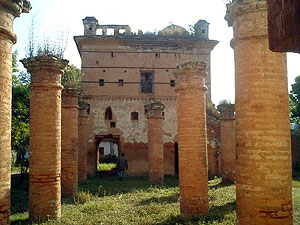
[0,1,30,223]
[61,89,79,197]
[74,18,218,176]
[175,62,209,217]
[145,102,165,185]
[226,1,293,224]
[21,56,68,221]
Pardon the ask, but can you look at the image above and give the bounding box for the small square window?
[131,112,138,120]
[170,80,176,87]
[118,79,124,86]
[99,79,104,86]
[110,122,116,128]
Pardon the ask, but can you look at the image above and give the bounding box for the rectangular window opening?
[140,71,154,93]
[110,122,116,128]
[131,112,139,120]
[170,80,176,87]
[118,79,124,86]
[99,79,104,86]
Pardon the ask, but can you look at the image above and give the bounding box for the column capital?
[218,103,235,119]
[0,0,31,17]
[145,102,165,118]
[62,88,80,107]
[173,61,207,79]
[225,0,267,27]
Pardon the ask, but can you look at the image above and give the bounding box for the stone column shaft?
[175,62,209,217]
[21,56,68,221]
[145,102,165,185]
[62,89,79,197]
[219,105,236,183]
[78,107,88,183]
[226,1,293,224]
[0,1,30,224]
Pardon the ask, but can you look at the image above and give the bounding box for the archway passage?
[95,135,120,173]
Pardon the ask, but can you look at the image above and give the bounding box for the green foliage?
[11,51,30,172]
[98,163,117,171]
[206,100,219,118]
[99,155,118,164]
[290,76,300,124]
[61,64,81,89]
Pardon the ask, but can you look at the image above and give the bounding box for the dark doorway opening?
[175,142,179,175]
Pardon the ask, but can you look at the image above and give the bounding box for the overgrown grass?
[10,174,300,225]
[97,163,116,171]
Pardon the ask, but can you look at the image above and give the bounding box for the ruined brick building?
[74,17,219,176]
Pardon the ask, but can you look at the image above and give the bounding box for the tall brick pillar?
[78,103,88,183]
[62,88,80,197]
[174,62,209,217]
[218,104,236,183]
[145,102,165,185]
[226,1,293,224]
[0,1,30,224]
[21,56,68,221]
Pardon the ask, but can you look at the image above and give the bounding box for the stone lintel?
[145,102,165,118]
[0,0,31,17]
[225,0,267,27]
[21,56,69,76]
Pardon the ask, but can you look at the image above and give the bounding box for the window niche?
[105,107,112,120]
[140,71,154,93]
[131,112,139,120]
[110,122,116,128]
[99,79,104,86]
[118,79,124,86]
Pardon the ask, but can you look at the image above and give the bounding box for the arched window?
[105,107,112,120]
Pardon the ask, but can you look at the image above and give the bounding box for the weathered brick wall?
[61,91,79,197]
[266,0,300,53]
[226,1,293,224]
[21,56,68,221]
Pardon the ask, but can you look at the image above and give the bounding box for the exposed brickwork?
[78,107,88,183]
[226,1,293,224]
[21,56,68,221]
[62,89,79,197]
[175,62,209,217]
[145,102,165,185]
[0,1,30,224]
[219,104,235,183]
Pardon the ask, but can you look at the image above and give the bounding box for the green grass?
[97,163,117,171]
[10,174,300,225]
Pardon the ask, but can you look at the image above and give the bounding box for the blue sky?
[12,0,300,104]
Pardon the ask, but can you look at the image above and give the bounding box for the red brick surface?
[61,89,79,197]
[0,1,29,223]
[175,62,209,217]
[21,56,68,221]
[226,1,293,224]
[78,108,88,183]
[146,103,165,185]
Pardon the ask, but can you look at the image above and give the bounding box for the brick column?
[62,88,80,197]
[78,103,88,183]
[145,102,165,185]
[218,104,236,184]
[0,1,30,224]
[226,1,293,224]
[174,62,208,217]
[21,56,68,221]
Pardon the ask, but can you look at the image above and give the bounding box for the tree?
[11,51,30,172]
[62,64,81,89]
[290,75,300,124]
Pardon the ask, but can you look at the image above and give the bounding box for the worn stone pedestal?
[21,56,68,221]
[226,1,293,224]
[78,104,88,184]
[0,2,30,224]
[145,102,165,185]
[219,104,235,183]
[174,62,209,217]
[62,88,80,197]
